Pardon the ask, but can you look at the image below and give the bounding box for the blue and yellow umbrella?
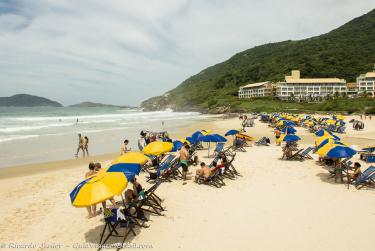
[70,171,127,207]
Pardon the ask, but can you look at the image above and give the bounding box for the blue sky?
[0,0,373,106]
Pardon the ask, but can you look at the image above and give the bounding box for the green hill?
[0,94,63,107]
[141,9,375,113]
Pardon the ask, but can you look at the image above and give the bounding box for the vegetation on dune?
[141,9,375,113]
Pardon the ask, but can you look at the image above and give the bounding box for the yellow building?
[276,70,347,100]
[238,81,273,98]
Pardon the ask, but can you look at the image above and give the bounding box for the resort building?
[356,71,375,97]
[276,70,347,100]
[238,81,273,99]
[346,82,358,97]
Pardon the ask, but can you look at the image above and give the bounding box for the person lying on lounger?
[194,162,212,182]
[348,162,362,183]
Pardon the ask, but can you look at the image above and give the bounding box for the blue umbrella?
[284,121,296,126]
[192,131,204,142]
[283,134,301,142]
[200,134,227,157]
[225,129,239,136]
[326,145,356,159]
[107,163,142,180]
[315,129,340,140]
[171,140,184,152]
[186,136,197,145]
[281,126,296,134]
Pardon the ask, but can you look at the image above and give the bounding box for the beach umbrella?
[225,129,239,136]
[111,152,150,165]
[143,141,173,156]
[171,140,184,152]
[192,131,204,142]
[284,121,296,126]
[318,144,356,159]
[282,134,301,143]
[281,126,296,134]
[185,137,197,145]
[236,133,254,141]
[315,130,340,140]
[107,163,142,181]
[70,171,127,207]
[200,134,227,157]
[201,129,212,135]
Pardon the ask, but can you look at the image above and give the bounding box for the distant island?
[0,94,63,107]
[69,102,138,109]
[69,101,119,108]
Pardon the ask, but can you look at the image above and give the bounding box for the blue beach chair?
[355,166,375,189]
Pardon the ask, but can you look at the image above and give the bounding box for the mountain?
[69,102,119,108]
[0,94,63,107]
[141,9,375,112]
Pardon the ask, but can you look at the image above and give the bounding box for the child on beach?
[120,139,131,155]
[274,128,281,145]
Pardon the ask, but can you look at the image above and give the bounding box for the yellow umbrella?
[111,152,150,165]
[277,121,284,127]
[277,134,286,144]
[315,135,331,146]
[201,129,212,135]
[236,133,254,141]
[70,171,127,207]
[143,141,173,155]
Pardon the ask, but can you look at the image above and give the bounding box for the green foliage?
[143,9,375,112]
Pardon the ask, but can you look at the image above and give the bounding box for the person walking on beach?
[75,133,85,158]
[179,142,190,184]
[120,139,131,155]
[83,136,89,157]
[274,128,281,145]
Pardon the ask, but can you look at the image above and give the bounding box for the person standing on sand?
[179,142,190,184]
[85,162,97,218]
[83,136,89,157]
[274,128,281,145]
[75,133,85,158]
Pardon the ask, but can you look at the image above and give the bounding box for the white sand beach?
[1,115,375,251]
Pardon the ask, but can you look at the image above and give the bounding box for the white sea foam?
[0,134,39,143]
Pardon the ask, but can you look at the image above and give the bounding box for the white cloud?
[0,0,373,105]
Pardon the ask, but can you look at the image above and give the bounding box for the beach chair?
[294,147,314,160]
[136,180,165,216]
[287,149,304,161]
[231,138,247,152]
[198,170,225,187]
[355,166,375,189]
[336,126,346,134]
[214,142,225,156]
[98,208,136,251]
[146,155,176,182]
[222,153,239,178]
[255,137,270,146]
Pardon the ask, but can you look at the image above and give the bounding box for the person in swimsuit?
[180,142,190,182]
[274,128,281,145]
[348,162,362,183]
[85,162,97,218]
[75,133,85,158]
[194,162,212,182]
[83,136,89,157]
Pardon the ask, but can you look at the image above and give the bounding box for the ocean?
[0,107,216,168]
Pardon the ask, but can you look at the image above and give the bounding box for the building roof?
[240,81,270,89]
[365,72,375,78]
[284,78,346,84]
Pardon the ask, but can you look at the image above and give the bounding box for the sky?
[0,0,373,106]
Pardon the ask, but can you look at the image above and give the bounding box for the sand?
[1,114,375,251]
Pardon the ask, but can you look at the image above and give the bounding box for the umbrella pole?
[347,164,350,190]
[208,142,210,158]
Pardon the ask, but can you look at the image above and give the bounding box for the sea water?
[0,107,216,168]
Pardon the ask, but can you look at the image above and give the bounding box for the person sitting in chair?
[348,162,362,183]
[194,162,212,182]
